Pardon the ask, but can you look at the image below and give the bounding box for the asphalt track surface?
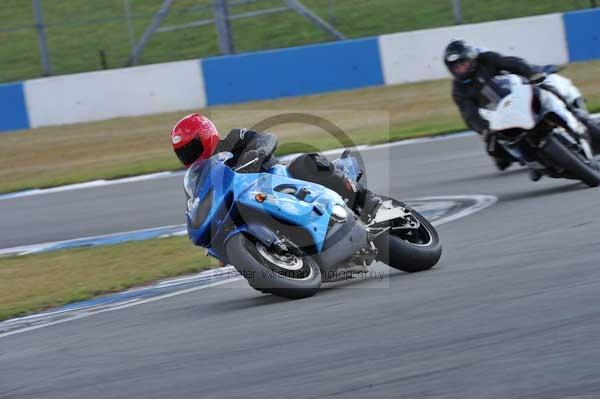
[2,136,600,398]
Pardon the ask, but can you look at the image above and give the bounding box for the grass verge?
[1,61,600,194]
[0,236,216,322]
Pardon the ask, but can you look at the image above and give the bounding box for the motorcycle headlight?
[331,204,348,223]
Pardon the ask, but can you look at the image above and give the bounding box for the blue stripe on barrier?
[202,37,384,105]
[563,9,600,62]
[0,82,29,132]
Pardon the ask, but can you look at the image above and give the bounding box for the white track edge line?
[0,278,242,339]
[0,194,497,339]
[0,224,186,256]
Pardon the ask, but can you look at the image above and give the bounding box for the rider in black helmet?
[444,40,483,83]
[444,39,598,172]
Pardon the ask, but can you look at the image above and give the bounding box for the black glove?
[237,149,269,172]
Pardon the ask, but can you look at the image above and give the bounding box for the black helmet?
[444,39,478,81]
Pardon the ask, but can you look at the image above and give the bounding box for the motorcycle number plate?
[371,201,411,224]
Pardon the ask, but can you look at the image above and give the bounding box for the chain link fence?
[0,0,596,83]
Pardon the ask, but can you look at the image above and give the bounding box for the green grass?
[0,0,594,82]
[2,59,600,194]
[0,235,217,321]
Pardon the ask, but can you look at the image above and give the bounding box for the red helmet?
[171,113,220,167]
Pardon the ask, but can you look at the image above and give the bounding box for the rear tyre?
[374,197,442,273]
[226,233,321,299]
[541,135,600,187]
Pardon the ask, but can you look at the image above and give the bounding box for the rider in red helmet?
[171,113,280,171]
[171,113,220,166]
[170,113,381,222]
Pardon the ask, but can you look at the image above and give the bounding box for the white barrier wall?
[379,13,569,85]
[4,11,586,133]
[24,60,206,128]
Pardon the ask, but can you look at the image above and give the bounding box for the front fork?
[551,128,594,161]
[537,87,592,160]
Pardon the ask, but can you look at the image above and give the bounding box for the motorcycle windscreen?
[333,155,360,182]
[478,75,536,131]
[185,152,235,246]
[184,152,234,199]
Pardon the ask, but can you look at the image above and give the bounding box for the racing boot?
[529,169,542,182]
[493,156,513,171]
[354,185,382,224]
[326,169,382,223]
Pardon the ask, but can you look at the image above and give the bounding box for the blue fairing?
[185,152,346,262]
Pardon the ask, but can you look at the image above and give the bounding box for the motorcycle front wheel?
[226,233,321,299]
[541,134,600,187]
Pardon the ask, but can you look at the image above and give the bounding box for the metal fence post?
[123,0,136,50]
[285,0,345,40]
[451,0,463,25]
[32,0,52,76]
[213,0,235,55]
[127,0,174,66]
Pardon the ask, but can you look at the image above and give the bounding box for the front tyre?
[541,135,600,187]
[226,233,321,299]
[373,197,442,273]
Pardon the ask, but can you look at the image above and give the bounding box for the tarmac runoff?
[0,194,496,338]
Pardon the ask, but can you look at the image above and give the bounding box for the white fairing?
[538,86,586,136]
[479,75,536,131]
[543,74,582,105]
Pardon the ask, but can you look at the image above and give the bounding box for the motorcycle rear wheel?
[373,197,442,273]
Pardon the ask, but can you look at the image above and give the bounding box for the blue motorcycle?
[184,150,441,299]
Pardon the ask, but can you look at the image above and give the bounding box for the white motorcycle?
[479,74,600,187]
